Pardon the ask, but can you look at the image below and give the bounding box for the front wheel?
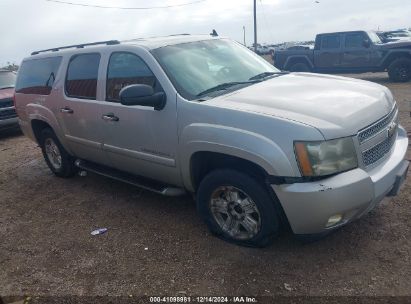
[388,58,411,82]
[39,128,77,178]
[196,169,281,247]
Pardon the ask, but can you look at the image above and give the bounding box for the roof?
[122,34,219,49]
[29,34,219,57]
[317,30,370,36]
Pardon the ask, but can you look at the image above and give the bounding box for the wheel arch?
[31,119,52,144]
[284,56,314,71]
[179,124,295,192]
[190,151,269,192]
[29,114,73,155]
[382,52,411,69]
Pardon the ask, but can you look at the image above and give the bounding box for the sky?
[1,0,410,66]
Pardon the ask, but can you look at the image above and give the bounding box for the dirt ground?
[0,73,410,302]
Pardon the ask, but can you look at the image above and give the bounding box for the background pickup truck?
[273,30,411,82]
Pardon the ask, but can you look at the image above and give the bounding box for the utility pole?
[253,0,257,52]
[243,26,246,46]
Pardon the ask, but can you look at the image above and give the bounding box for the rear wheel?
[39,128,77,177]
[289,62,311,72]
[197,169,280,247]
[388,58,411,82]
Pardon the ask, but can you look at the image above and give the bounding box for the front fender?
[179,123,294,191]
[380,50,411,68]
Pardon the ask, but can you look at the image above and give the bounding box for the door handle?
[102,113,119,122]
[60,107,73,114]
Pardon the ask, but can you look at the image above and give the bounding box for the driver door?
[99,50,181,186]
[340,32,372,68]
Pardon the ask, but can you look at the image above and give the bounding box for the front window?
[152,39,279,100]
[0,71,17,90]
[106,52,158,102]
[345,33,367,48]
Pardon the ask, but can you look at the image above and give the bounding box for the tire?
[39,128,77,178]
[388,58,411,82]
[289,62,311,72]
[196,169,281,247]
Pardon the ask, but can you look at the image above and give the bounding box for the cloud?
[0,0,410,66]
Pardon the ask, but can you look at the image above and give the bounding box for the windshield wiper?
[196,80,258,98]
[248,71,287,81]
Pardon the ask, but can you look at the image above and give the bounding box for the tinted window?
[345,33,366,48]
[15,57,62,95]
[66,53,100,99]
[106,52,155,102]
[321,35,340,49]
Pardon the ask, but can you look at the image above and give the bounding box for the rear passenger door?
[99,50,180,186]
[58,53,109,165]
[314,34,342,71]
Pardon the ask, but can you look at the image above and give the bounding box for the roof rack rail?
[31,40,120,55]
[167,33,190,36]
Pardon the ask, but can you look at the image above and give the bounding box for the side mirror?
[119,84,166,110]
[363,40,371,48]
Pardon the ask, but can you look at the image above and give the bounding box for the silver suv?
[15,35,409,247]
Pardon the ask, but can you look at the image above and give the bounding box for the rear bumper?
[273,126,409,234]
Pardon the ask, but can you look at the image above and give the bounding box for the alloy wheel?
[44,138,62,170]
[210,186,261,240]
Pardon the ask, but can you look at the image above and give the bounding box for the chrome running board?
[74,159,185,197]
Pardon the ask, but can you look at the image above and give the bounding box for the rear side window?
[106,52,156,102]
[65,53,100,99]
[15,57,62,95]
[345,33,366,48]
[321,35,341,49]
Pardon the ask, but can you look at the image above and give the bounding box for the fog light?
[326,214,343,227]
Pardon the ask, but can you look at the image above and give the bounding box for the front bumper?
[273,126,409,235]
[0,117,19,130]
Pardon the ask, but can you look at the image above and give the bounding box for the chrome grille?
[358,107,397,143]
[0,98,13,109]
[362,133,396,166]
[0,108,17,119]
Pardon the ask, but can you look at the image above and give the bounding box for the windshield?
[368,31,383,44]
[0,71,17,89]
[390,31,411,37]
[152,39,279,100]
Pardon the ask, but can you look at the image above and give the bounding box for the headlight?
[294,137,358,177]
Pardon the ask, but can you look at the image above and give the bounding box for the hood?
[206,73,395,139]
[0,87,14,100]
[379,40,411,49]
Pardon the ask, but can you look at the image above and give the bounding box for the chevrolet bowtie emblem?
[387,122,397,138]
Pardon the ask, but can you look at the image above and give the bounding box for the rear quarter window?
[15,57,62,95]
